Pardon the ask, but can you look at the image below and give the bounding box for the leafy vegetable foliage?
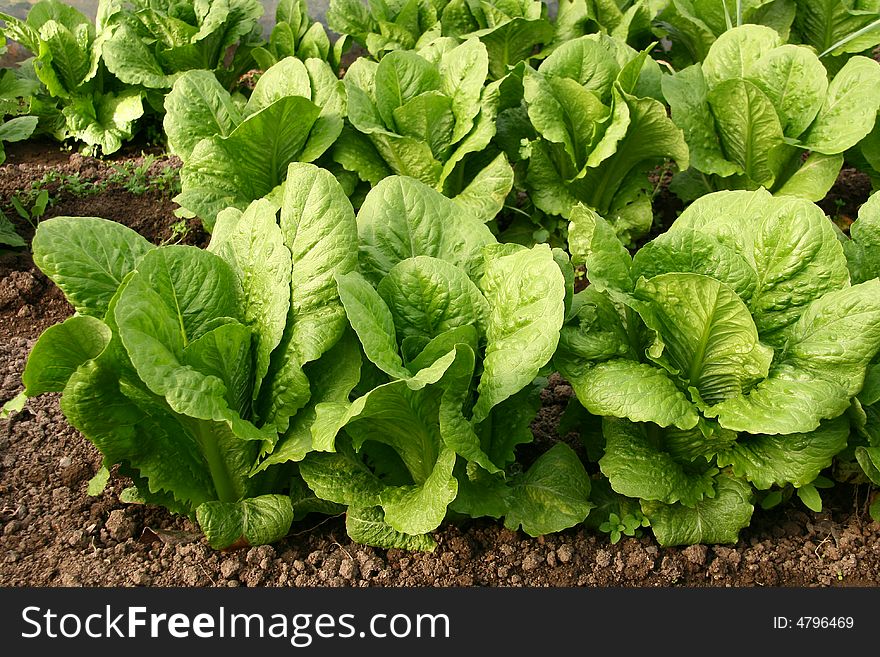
[664,25,880,203]
[335,37,514,222]
[22,163,359,549]
[519,33,688,245]
[165,56,346,228]
[556,189,880,544]
[296,174,591,549]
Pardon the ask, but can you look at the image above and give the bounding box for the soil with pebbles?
[2,141,880,588]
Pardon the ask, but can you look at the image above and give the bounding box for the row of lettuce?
[3,1,880,247]
[16,165,880,550]
[3,1,880,550]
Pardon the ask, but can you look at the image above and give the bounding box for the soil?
[1,142,879,588]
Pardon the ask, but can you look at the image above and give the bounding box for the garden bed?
[2,141,879,588]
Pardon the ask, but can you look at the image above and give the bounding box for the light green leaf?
[600,418,717,507]
[472,245,565,423]
[632,229,758,301]
[346,505,436,551]
[23,315,111,396]
[796,484,822,512]
[559,358,701,430]
[478,17,556,80]
[707,78,785,187]
[800,56,880,155]
[773,152,843,202]
[568,203,633,293]
[845,190,880,285]
[642,475,754,546]
[87,465,110,496]
[451,152,514,224]
[32,216,154,318]
[377,255,489,344]
[0,115,39,143]
[439,37,488,142]
[103,22,176,89]
[504,443,593,536]
[747,44,827,139]
[709,280,880,434]
[196,494,294,549]
[176,96,321,228]
[356,175,495,285]
[375,49,441,128]
[163,70,241,160]
[254,331,361,470]
[633,273,774,406]
[278,162,358,366]
[244,56,312,116]
[716,416,848,489]
[212,199,291,401]
[661,64,740,178]
[670,190,850,340]
[382,447,458,535]
[337,270,409,379]
[702,24,782,88]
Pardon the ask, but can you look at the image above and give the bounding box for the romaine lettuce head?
[101,0,264,90]
[522,33,689,245]
[663,24,880,202]
[557,188,880,545]
[334,37,515,223]
[21,163,360,550]
[298,175,593,549]
[166,56,346,228]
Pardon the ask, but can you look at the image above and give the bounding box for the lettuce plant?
[791,0,880,68]
[0,0,145,154]
[519,33,688,245]
[438,0,555,79]
[327,0,443,59]
[653,0,796,67]
[664,25,880,203]
[335,37,514,222]
[101,0,264,93]
[20,163,359,549]
[555,189,880,545]
[165,56,345,229]
[286,174,592,550]
[251,0,348,73]
[554,0,659,50]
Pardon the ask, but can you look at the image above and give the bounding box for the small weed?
[11,189,50,228]
[164,218,191,245]
[599,511,650,544]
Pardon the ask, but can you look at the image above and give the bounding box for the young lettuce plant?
[251,0,349,73]
[164,56,345,229]
[282,174,591,550]
[327,0,442,59]
[555,189,880,545]
[101,0,264,95]
[335,37,514,223]
[438,0,555,80]
[520,33,689,245]
[553,0,659,52]
[0,0,145,154]
[663,25,880,203]
[19,162,359,549]
[653,0,796,67]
